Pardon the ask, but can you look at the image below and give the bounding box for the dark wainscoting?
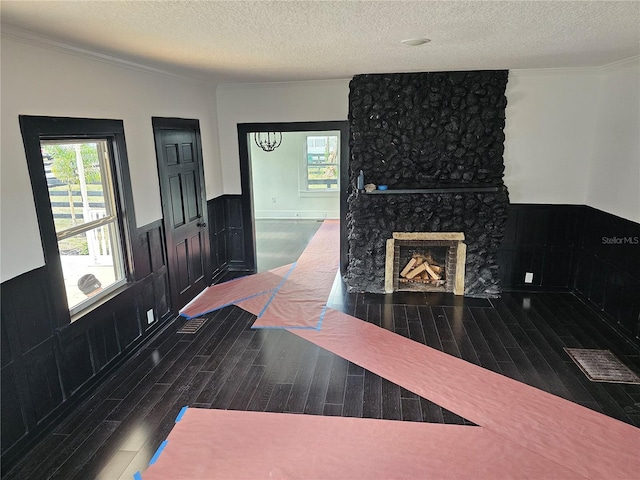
[208,195,228,282]
[0,220,173,471]
[207,195,254,281]
[574,207,640,341]
[498,204,639,345]
[497,204,584,291]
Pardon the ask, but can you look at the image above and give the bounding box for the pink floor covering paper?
[144,220,640,479]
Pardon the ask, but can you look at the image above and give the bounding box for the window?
[303,134,339,191]
[41,140,126,314]
[20,116,135,323]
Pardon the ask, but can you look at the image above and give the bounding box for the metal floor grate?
[177,318,207,334]
[564,348,640,384]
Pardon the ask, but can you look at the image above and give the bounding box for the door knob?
[197,222,207,227]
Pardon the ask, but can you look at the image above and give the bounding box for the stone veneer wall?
[346,70,510,296]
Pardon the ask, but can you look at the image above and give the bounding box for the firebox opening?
[385,232,466,295]
[398,246,448,292]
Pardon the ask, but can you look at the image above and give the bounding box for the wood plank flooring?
[255,219,322,272]
[4,221,640,480]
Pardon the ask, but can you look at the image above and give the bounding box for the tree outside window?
[304,135,339,191]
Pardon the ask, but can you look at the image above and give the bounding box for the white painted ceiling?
[1,1,639,83]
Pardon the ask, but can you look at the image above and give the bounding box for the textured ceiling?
[1,1,639,83]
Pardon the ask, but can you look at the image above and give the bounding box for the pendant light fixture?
[253,132,282,152]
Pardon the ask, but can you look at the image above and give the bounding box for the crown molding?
[216,78,351,90]
[510,55,639,77]
[510,65,601,77]
[595,55,640,72]
[0,25,214,84]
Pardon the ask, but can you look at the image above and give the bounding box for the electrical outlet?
[524,272,534,284]
[146,309,155,325]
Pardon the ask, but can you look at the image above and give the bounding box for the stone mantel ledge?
[363,187,502,195]
[392,232,465,241]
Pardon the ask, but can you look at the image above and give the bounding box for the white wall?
[3,33,637,282]
[587,58,640,223]
[503,61,640,221]
[217,72,609,208]
[251,131,339,219]
[216,80,350,194]
[503,69,601,204]
[216,70,639,221]
[0,36,223,282]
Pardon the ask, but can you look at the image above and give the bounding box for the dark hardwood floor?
[255,219,323,272]
[5,221,640,480]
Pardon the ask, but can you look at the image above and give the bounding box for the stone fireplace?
[385,232,466,295]
[345,70,510,297]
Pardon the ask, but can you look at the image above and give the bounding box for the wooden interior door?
[153,118,210,310]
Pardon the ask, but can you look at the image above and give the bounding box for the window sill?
[68,281,132,324]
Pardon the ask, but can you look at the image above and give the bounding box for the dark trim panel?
[0,220,174,472]
[574,206,640,341]
[208,195,229,282]
[207,195,253,279]
[237,121,350,275]
[6,116,174,469]
[497,204,639,346]
[497,204,583,291]
[19,116,138,329]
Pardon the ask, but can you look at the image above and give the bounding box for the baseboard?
[573,291,640,351]
[502,285,572,293]
[227,266,254,275]
[255,210,339,220]
[211,264,228,285]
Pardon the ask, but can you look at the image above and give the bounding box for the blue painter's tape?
[316,304,328,330]
[149,440,168,465]
[251,324,317,330]
[234,289,278,307]
[133,471,143,480]
[180,289,275,319]
[257,262,297,318]
[175,405,188,422]
[253,304,327,331]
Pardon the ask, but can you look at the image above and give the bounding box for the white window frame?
[299,132,340,196]
[41,139,127,316]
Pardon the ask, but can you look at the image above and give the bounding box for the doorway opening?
[238,121,348,273]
